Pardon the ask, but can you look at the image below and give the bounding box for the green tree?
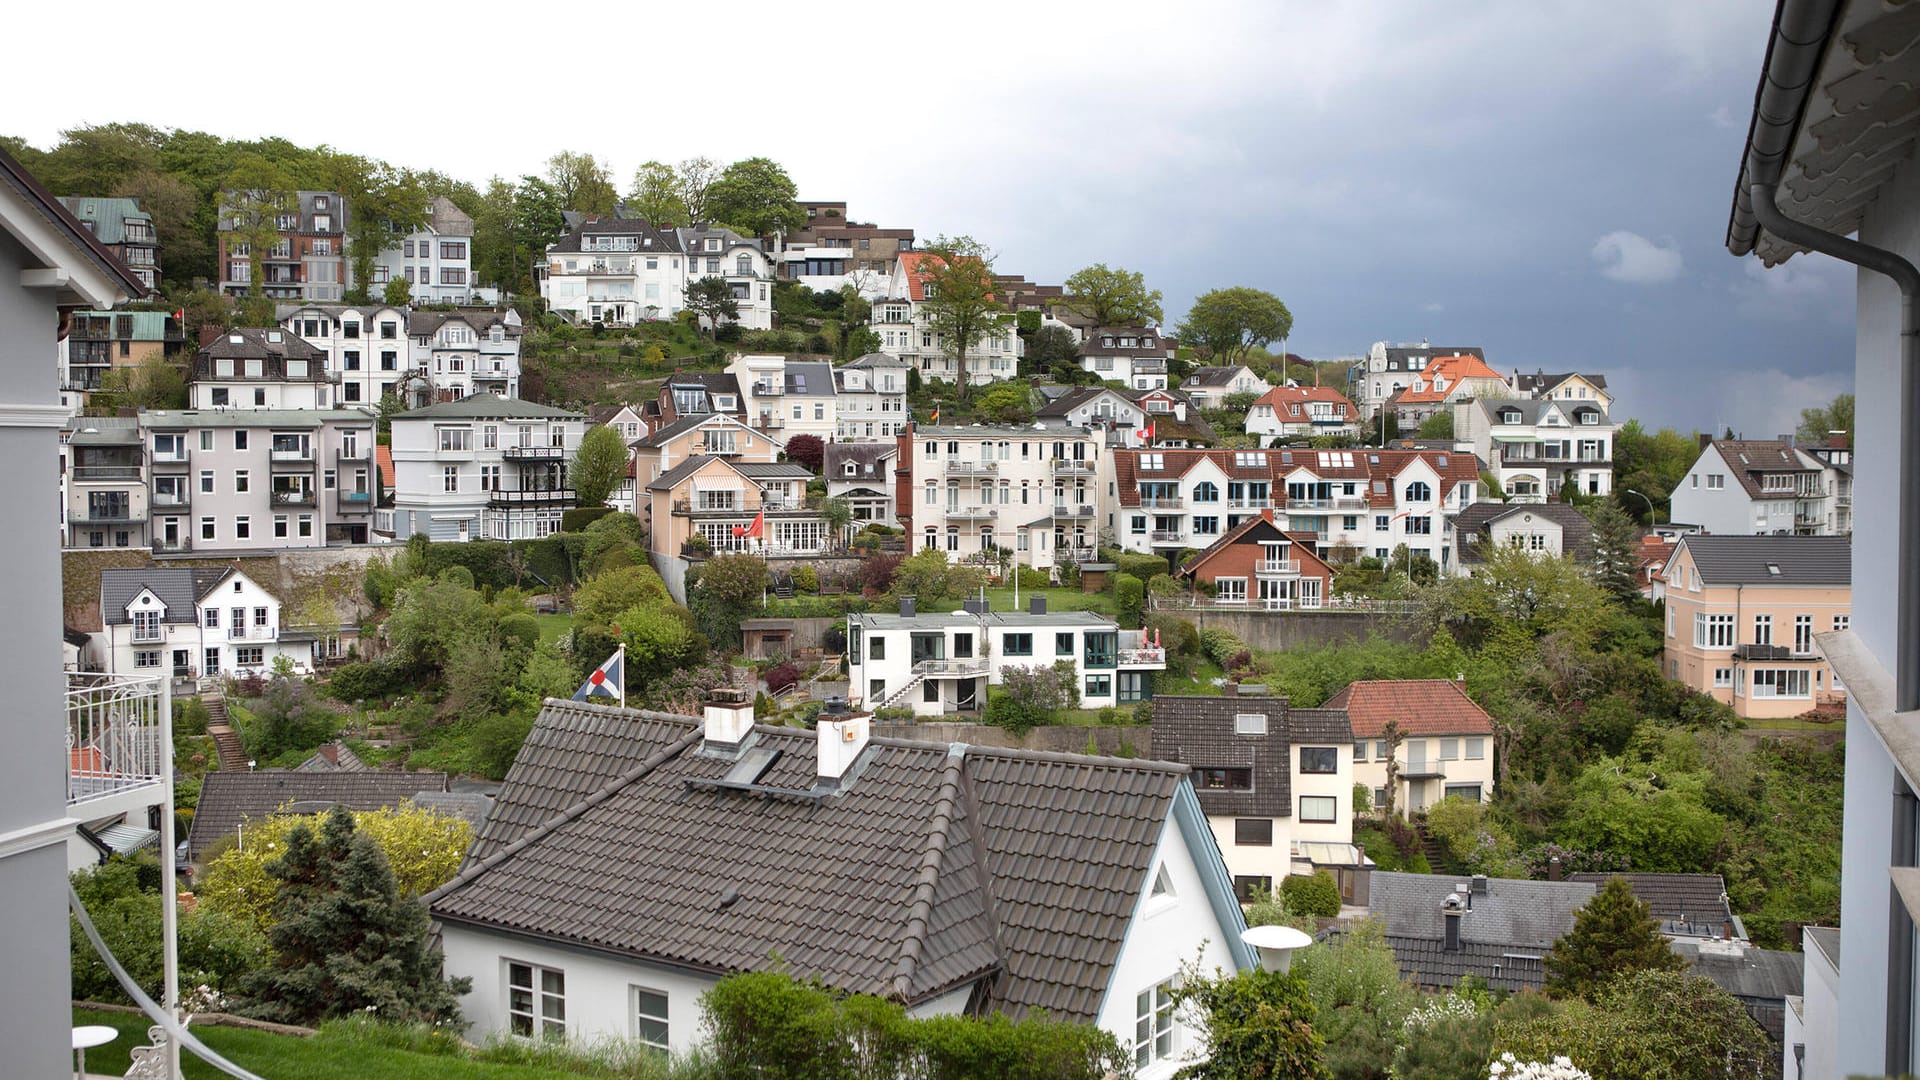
[1495,970,1770,1080]
[385,575,494,672]
[570,423,628,508]
[1176,287,1293,366]
[973,381,1036,424]
[704,156,805,236]
[683,275,740,332]
[1290,918,1414,1078]
[323,157,425,304]
[1171,966,1332,1080]
[919,235,1009,397]
[242,675,338,760]
[675,156,722,224]
[891,548,986,608]
[1059,263,1165,326]
[1415,410,1453,439]
[1024,323,1081,379]
[1543,877,1687,1001]
[545,150,617,214]
[1797,391,1854,445]
[90,357,187,413]
[1586,501,1640,602]
[574,565,672,627]
[244,807,469,1025]
[819,495,853,547]
[383,275,412,307]
[688,553,768,649]
[626,160,689,226]
[614,603,704,686]
[220,155,299,301]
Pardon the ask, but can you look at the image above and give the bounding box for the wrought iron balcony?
[67,673,166,808]
[502,445,567,461]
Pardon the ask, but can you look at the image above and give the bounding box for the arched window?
[1193,481,1219,503]
[1406,481,1432,502]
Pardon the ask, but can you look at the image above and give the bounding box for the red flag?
[1136,420,1155,442]
[733,510,765,539]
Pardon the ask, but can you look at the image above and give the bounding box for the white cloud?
[1591,231,1684,284]
[1708,105,1740,130]
[1422,301,1445,313]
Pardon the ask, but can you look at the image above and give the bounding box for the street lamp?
[1625,488,1658,525]
[1242,924,1314,974]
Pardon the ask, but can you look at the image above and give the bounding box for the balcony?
[1284,496,1368,511]
[228,624,277,641]
[336,490,374,514]
[502,444,567,462]
[755,416,785,430]
[1255,559,1299,576]
[151,449,189,466]
[946,461,999,477]
[152,492,191,510]
[751,382,784,397]
[1733,643,1796,662]
[913,658,990,678]
[71,506,147,525]
[491,488,576,507]
[945,505,998,521]
[150,536,191,554]
[1138,496,1184,510]
[1118,647,1167,667]
[336,447,373,463]
[67,673,166,808]
[72,465,142,482]
[674,497,746,515]
[271,489,316,507]
[1051,459,1096,474]
[1226,498,1273,510]
[1149,530,1186,544]
[1053,504,1096,519]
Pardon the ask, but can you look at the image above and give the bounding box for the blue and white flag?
[573,645,625,704]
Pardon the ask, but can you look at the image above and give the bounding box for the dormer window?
[1499,409,1522,424]
[706,238,721,252]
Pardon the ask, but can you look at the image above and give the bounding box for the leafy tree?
[1415,411,1453,439]
[1413,541,1615,649]
[382,275,412,307]
[70,860,267,1006]
[1115,573,1145,629]
[1171,966,1332,1080]
[688,553,769,649]
[891,548,986,608]
[545,150,616,214]
[1585,501,1640,602]
[675,156,723,224]
[1543,877,1687,1000]
[220,155,299,299]
[626,160,689,226]
[1176,287,1293,366]
[819,495,853,546]
[327,158,426,303]
[1797,391,1854,445]
[385,575,494,672]
[919,235,1010,396]
[683,275,740,332]
[243,675,338,760]
[116,165,208,286]
[244,807,469,1025]
[1290,918,1414,1079]
[1495,970,1770,1080]
[569,423,628,508]
[1555,759,1726,875]
[90,357,187,413]
[973,381,1036,424]
[1024,323,1080,379]
[784,433,825,472]
[573,564,671,627]
[614,602,705,686]
[704,156,805,236]
[1058,263,1164,326]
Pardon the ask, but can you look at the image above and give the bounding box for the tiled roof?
[1182,366,1252,387]
[432,700,1192,1021]
[1252,385,1358,420]
[1322,679,1495,738]
[1395,354,1508,404]
[375,444,394,489]
[1152,695,1353,818]
[395,395,582,421]
[1114,447,1480,508]
[100,566,238,626]
[294,742,370,772]
[197,328,325,363]
[1367,871,1595,950]
[825,442,894,478]
[1382,932,1551,993]
[188,769,449,857]
[1179,516,1337,583]
[1705,439,1821,501]
[1566,873,1730,921]
[409,790,496,830]
[1678,535,1851,586]
[645,455,738,493]
[1454,502,1597,564]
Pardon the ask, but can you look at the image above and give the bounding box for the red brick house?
[1178,510,1337,608]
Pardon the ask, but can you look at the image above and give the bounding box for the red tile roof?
[1253,385,1358,420]
[1113,447,1481,508]
[1322,679,1495,738]
[375,444,395,489]
[1395,354,1508,404]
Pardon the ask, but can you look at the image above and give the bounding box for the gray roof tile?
[1151,695,1352,818]
[100,566,235,626]
[1366,871,1595,949]
[1679,535,1851,586]
[188,769,449,857]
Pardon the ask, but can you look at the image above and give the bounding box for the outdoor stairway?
[203,692,248,771]
[877,673,927,710]
[1414,821,1448,871]
[772,575,796,600]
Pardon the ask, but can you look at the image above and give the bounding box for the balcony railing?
[502,445,566,461]
[336,447,372,463]
[269,447,314,463]
[151,450,189,465]
[1227,498,1273,510]
[945,505,998,520]
[674,498,745,515]
[491,488,576,506]
[70,507,146,524]
[152,492,190,509]
[946,461,998,476]
[271,489,316,506]
[913,658,990,678]
[228,625,277,641]
[1255,559,1299,575]
[1054,504,1096,519]
[1118,647,1166,666]
[1138,497,1184,509]
[755,417,785,430]
[67,672,166,807]
[72,465,142,482]
[1051,459,1095,474]
[1149,530,1186,543]
[336,490,374,513]
[1284,496,1367,511]
[150,536,191,554]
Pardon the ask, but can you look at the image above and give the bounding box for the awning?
[1490,434,1541,443]
[1293,842,1374,869]
[94,822,158,856]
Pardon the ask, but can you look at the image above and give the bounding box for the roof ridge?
[422,725,701,906]
[890,745,968,1000]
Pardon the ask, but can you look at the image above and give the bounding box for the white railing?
[1139,497,1185,509]
[1256,559,1299,575]
[67,672,166,806]
[1118,647,1166,665]
[1227,498,1272,510]
[1150,530,1185,543]
[914,658,989,677]
[228,625,276,641]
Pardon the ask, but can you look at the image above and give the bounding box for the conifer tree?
[245,807,469,1025]
[1587,501,1642,602]
[1543,876,1686,1000]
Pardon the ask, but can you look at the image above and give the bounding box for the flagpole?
[617,644,627,709]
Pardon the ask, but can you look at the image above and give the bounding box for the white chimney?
[816,709,871,782]
[702,688,754,748]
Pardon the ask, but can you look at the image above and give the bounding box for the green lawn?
[982,587,1115,615]
[532,613,572,647]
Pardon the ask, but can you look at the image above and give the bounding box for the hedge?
[562,506,615,532]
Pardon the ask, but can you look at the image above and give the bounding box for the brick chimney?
[199,324,225,348]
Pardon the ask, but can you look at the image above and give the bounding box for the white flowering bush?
[1401,991,1480,1033]
[1487,1051,1592,1080]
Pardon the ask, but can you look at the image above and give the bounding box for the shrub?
[1114,573,1145,628]
[792,565,819,592]
[1014,565,1051,590]
[561,506,614,532]
[1132,700,1153,725]
[470,711,535,780]
[175,697,210,737]
[1199,627,1249,668]
[1244,884,1291,928]
[854,552,903,594]
[496,611,539,652]
[765,662,801,694]
[1281,871,1342,918]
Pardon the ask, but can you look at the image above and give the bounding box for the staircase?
[202,692,249,771]
[877,673,928,710]
[1413,819,1449,872]
[772,574,796,600]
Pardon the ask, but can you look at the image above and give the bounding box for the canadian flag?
[1136,420,1155,443]
[732,510,765,539]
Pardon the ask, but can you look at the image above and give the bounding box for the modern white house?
[389,395,586,541]
[1453,396,1614,502]
[1668,437,1838,536]
[96,565,308,681]
[64,416,149,550]
[1152,694,1367,905]
[278,302,413,407]
[726,354,837,442]
[538,217,774,330]
[407,309,523,404]
[1178,365,1266,409]
[427,694,1250,1078]
[899,424,1105,571]
[833,352,911,439]
[847,598,1165,717]
[370,196,489,305]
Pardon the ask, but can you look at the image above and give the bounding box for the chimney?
[1471,874,1489,898]
[1029,596,1047,615]
[816,707,871,784]
[199,325,224,347]
[899,596,915,617]
[1442,893,1464,952]
[702,687,755,749]
[1547,855,1563,882]
[1261,507,1274,524]
[1722,918,1734,942]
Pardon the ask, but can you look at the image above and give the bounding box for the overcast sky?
[4,0,1854,436]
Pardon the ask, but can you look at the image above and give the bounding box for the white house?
[871,252,1018,386]
[1450,502,1596,577]
[1246,386,1362,443]
[1353,342,1485,420]
[833,352,911,440]
[726,354,837,442]
[1178,365,1265,409]
[407,309,523,403]
[825,442,896,523]
[278,303,412,408]
[427,694,1250,1078]
[389,395,586,542]
[370,196,491,305]
[1152,694,1367,905]
[1078,326,1174,390]
[1454,397,1614,502]
[97,565,308,681]
[1668,437,1837,536]
[189,328,336,410]
[538,217,774,330]
[901,424,1105,571]
[847,598,1165,717]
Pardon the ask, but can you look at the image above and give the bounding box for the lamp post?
[1241,924,1313,974]
[1625,488,1658,525]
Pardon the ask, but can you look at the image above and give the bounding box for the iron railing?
[66,672,166,807]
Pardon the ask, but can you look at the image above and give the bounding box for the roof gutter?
[1732,0,1920,711]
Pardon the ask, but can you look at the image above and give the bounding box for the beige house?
[644,456,830,558]
[630,413,783,492]
[1661,535,1850,720]
[1323,679,1497,814]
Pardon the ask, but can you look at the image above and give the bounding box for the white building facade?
[900,424,1105,570]
[538,219,774,330]
[833,353,910,439]
[389,396,586,541]
[1668,438,1837,536]
[1454,397,1614,502]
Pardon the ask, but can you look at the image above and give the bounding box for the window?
[439,427,472,451]
[1354,741,1369,762]
[1085,674,1112,697]
[1300,747,1338,774]
[507,962,565,1040]
[1440,738,1459,760]
[1002,633,1033,656]
[1707,473,1726,489]
[1465,737,1485,760]
[869,636,885,661]
[235,646,264,666]
[1753,614,1772,645]
[234,430,248,451]
[1834,614,1851,632]
[1056,632,1075,656]
[1694,613,1735,649]
[1139,452,1164,470]
[1234,875,1275,903]
[1714,667,1734,688]
[131,609,161,642]
[1752,669,1811,698]
[631,987,668,1051]
[444,466,458,493]
[134,650,160,669]
[1234,818,1273,846]
[1135,980,1176,1068]
[1299,795,1338,823]
[199,517,215,541]
[1374,515,1390,531]
[1443,784,1483,802]
[1195,768,1253,792]
[1794,614,1813,653]
[1405,480,1431,501]
[234,470,250,494]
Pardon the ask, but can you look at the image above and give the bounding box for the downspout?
[1748,184,1920,711]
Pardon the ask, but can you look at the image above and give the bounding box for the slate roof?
[1080,327,1175,356]
[1182,365,1254,387]
[843,351,910,370]
[1323,679,1496,738]
[826,441,894,479]
[1513,370,1609,397]
[546,216,681,256]
[100,566,237,626]
[196,327,325,363]
[782,361,834,396]
[0,148,152,299]
[1036,386,1135,418]
[425,195,473,236]
[1379,345,1484,372]
[188,769,450,857]
[1568,872,1732,922]
[645,455,737,493]
[1152,695,1352,818]
[1367,871,1596,950]
[1676,940,1803,1046]
[1678,535,1851,586]
[294,742,370,772]
[1382,932,1551,993]
[407,309,519,338]
[431,699,1197,1020]
[1454,502,1597,564]
[1704,438,1823,500]
[396,394,582,421]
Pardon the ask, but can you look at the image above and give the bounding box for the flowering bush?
[1401,991,1480,1033]
[1488,1052,1593,1080]
[1519,842,1629,878]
